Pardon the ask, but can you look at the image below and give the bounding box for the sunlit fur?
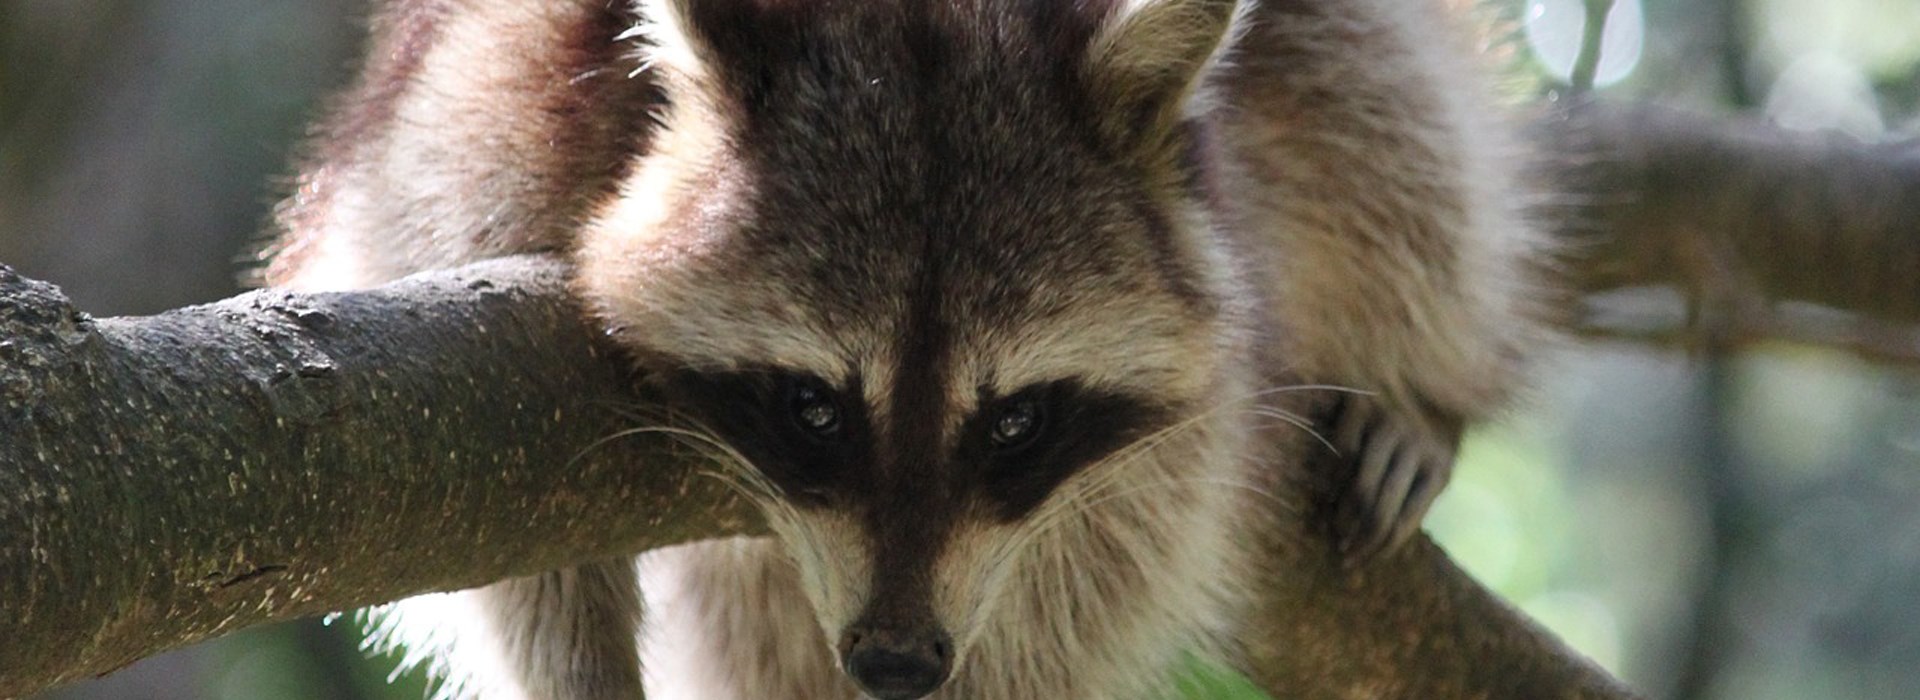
[266,0,1548,698]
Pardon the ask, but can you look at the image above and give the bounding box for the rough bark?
[7,102,1918,697]
[0,256,760,696]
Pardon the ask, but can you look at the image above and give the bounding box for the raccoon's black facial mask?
[644,368,871,509]
[646,368,1167,520]
[960,379,1169,521]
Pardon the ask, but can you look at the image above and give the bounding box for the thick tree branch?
[0,256,760,696]
[12,101,1920,697]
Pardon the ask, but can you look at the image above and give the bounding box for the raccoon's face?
[578,1,1242,697]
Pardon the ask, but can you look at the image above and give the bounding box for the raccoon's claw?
[1332,398,1459,563]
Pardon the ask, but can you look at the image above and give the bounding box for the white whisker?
[1243,407,1340,455]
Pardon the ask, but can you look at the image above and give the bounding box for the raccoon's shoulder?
[263,0,662,290]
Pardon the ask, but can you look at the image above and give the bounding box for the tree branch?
[0,256,760,696]
[1239,427,1639,699]
[1542,102,1920,362]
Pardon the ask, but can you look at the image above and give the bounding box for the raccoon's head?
[579,1,1247,697]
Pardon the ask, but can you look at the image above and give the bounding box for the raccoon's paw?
[1332,397,1462,562]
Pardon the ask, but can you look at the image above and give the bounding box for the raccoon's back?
[263,0,660,291]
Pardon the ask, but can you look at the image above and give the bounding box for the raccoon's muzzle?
[839,621,954,700]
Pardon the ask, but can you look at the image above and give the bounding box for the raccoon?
[265,0,1546,698]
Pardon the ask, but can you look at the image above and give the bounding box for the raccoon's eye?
[988,399,1044,451]
[786,377,842,439]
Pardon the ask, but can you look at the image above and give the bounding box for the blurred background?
[3,0,1917,698]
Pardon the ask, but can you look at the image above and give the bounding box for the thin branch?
[1569,0,1617,94]
[1540,102,1920,364]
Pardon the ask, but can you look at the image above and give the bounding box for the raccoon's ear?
[1081,0,1239,152]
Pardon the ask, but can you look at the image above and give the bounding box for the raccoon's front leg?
[474,558,646,700]
[1332,395,1464,561]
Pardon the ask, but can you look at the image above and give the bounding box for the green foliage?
[1172,654,1273,700]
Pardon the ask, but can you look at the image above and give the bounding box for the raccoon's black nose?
[839,625,953,700]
